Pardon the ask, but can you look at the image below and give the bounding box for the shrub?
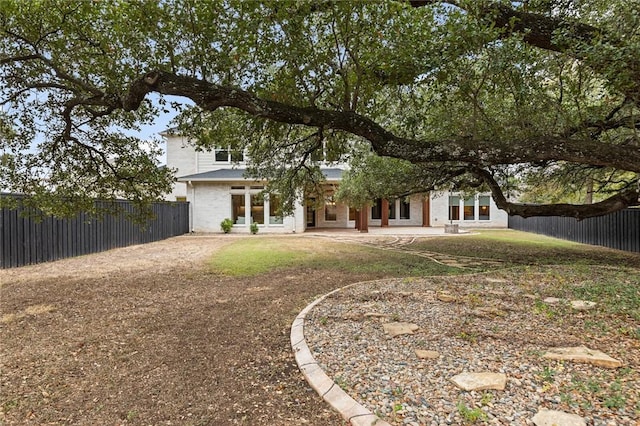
[220,218,233,233]
[250,222,259,234]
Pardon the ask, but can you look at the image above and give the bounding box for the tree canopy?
[1,0,639,218]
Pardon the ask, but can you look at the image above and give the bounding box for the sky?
[129,94,191,165]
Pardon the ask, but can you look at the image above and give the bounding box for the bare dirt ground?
[1,235,355,425]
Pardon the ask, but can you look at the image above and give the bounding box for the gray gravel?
[304,273,639,425]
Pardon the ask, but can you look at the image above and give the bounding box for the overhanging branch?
[471,167,640,219]
[123,71,640,173]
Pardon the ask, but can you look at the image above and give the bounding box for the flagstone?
[415,349,440,359]
[437,293,456,302]
[570,300,597,311]
[542,346,622,368]
[450,372,507,391]
[382,322,419,337]
[532,409,586,426]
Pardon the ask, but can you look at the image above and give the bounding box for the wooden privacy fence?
[1,196,190,268]
[508,208,640,252]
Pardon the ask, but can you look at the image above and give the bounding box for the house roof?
[177,168,250,182]
[177,168,345,182]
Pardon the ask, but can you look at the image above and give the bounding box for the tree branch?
[471,166,640,219]
[124,71,640,173]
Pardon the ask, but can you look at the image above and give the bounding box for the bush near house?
[220,218,233,233]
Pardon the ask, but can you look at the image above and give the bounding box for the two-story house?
[162,131,508,233]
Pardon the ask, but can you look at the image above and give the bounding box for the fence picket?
[509,209,639,253]
[1,195,189,268]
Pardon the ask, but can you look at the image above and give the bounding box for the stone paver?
[382,322,420,337]
[542,346,622,368]
[532,409,586,426]
[570,300,597,310]
[415,349,440,359]
[450,372,507,391]
[437,293,456,302]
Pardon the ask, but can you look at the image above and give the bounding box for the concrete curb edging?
[291,286,392,426]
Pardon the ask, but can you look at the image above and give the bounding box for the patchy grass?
[484,265,640,326]
[410,230,640,268]
[209,237,457,277]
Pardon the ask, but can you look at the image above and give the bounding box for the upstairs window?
[215,147,229,162]
[309,139,345,163]
[230,149,244,163]
[214,146,244,163]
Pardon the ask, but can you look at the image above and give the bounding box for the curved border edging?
[291,285,392,426]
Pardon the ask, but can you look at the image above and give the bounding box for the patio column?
[422,195,431,227]
[381,199,389,227]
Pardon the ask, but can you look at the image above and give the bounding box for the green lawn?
[208,237,458,277]
[208,230,640,322]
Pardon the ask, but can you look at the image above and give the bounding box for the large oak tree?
[1,0,639,218]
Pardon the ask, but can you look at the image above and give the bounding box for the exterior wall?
[196,151,217,172]
[190,183,229,233]
[430,193,508,228]
[187,182,298,233]
[164,134,248,201]
[314,202,351,228]
[164,135,197,201]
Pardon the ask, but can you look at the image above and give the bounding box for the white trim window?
[230,185,284,227]
[479,195,491,220]
[448,194,491,222]
[214,146,244,163]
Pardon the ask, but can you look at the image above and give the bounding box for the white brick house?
[162,131,508,233]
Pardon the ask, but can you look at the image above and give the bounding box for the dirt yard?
[1,235,354,425]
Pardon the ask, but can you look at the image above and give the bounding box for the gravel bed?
[304,271,639,425]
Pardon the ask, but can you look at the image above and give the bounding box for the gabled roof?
[177,168,345,182]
